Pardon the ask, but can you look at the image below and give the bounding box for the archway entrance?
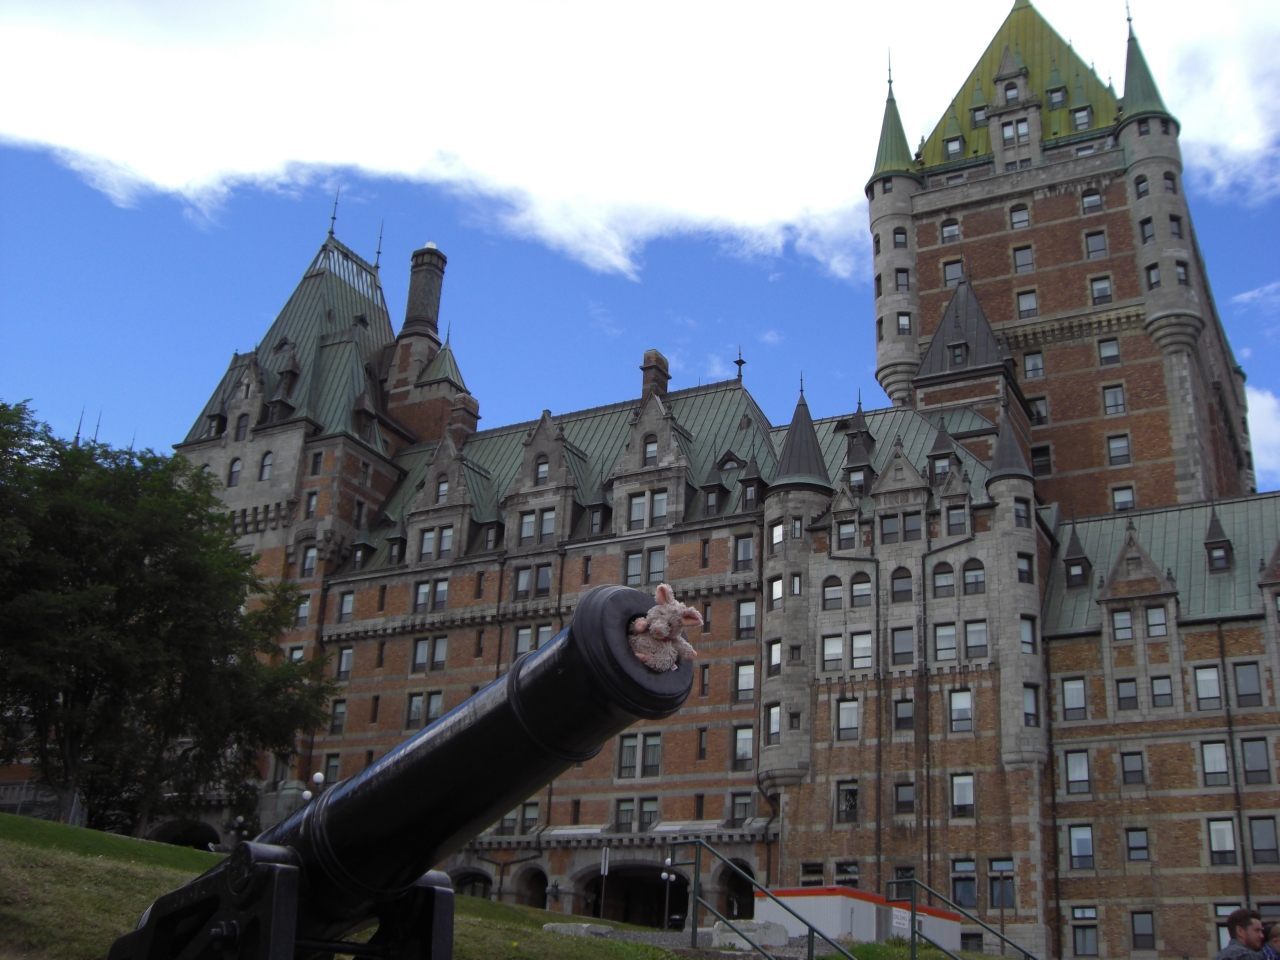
[580,865,689,929]
[148,819,221,850]
[453,871,493,900]
[517,868,548,909]
[720,860,755,921]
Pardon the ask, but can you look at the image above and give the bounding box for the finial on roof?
[887,49,893,89]
[799,372,804,396]
[93,408,102,443]
[734,347,745,380]
[1126,517,1136,531]
[74,405,84,447]
[375,219,384,269]
[329,187,340,238]
[1125,0,1132,31]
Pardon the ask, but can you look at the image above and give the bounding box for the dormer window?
[235,414,250,441]
[1208,543,1233,572]
[353,548,365,571]
[945,138,963,161]
[950,343,968,368]
[1072,107,1091,131]
[971,107,987,127]
[1066,560,1089,587]
[643,435,658,466]
[1005,82,1019,104]
[535,456,549,486]
[435,476,448,504]
[932,458,951,483]
[706,489,718,515]
[744,485,757,510]
[1048,88,1066,109]
[388,540,403,565]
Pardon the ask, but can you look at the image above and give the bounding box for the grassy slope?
[0,813,670,960]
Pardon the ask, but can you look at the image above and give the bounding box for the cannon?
[109,585,691,960]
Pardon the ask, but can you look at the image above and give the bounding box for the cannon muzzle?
[109,584,689,960]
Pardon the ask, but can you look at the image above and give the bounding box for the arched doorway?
[517,868,548,909]
[578,864,689,929]
[453,870,493,900]
[148,819,221,850]
[720,859,755,921]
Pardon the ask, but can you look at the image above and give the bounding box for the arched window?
[1005,82,1019,104]
[234,414,249,441]
[1134,175,1149,199]
[535,455,549,486]
[259,452,273,481]
[435,475,448,504]
[941,219,960,244]
[933,563,955,598]
[891,568,912,603]
[851,573,872,607]
[1010,205,1029,229]
[963,559,986,595]
[227,459,242,487]
[822,576,842,611]
[643,435,658,467]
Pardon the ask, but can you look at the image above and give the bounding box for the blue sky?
[1,0,1278,488]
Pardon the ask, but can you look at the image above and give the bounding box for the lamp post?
[660,856,676,931]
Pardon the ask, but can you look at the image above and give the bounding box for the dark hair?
[1227,908,1261,939]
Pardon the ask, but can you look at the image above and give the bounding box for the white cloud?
[1232,280,1280,312]
[759,330,781,346]
[1247,386,1280,492]
[705,354,735,380]
[2,0,1279,277]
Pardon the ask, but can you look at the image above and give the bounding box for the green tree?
[0,401,334,834]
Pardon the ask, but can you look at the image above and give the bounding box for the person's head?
[1227,908,1263,950]
[1266,922,1280,952]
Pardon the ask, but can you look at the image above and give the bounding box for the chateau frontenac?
[174,3,1279,956]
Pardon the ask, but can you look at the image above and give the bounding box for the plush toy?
[628,583,701,673]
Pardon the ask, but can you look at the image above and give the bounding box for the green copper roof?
[918,0,1120,171]
[1119,27,1172,126]
[868,81,918,185]
[420,338,467,392]
[771,392,832,490]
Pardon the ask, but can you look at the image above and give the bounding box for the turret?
[867,76,924,406]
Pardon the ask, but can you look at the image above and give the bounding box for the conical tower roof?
[986,409,1033,487]
[1119,25,1174,128]
[773,391,832,491]
[928,418,955,457]
[1205,508,1229,545]
[914,281,1007,383]
[419,337,468,392]
[868,79,919,187]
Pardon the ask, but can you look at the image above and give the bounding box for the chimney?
[640,349,670,401]
[402,243,447,338]
[447,394,481,450]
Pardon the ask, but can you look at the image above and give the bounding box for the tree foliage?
[0,401,334,835]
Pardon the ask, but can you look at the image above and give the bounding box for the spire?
[1069,70,1091,110]
[1119,24,1172,128]
[869,75,918,186]
[773,391,832,491]
[1047,59,1065,95]
[418,339,468,392]
[928,417,955,457]
[374,220,384,269]
[1064,524,1087,560]
[986,406,1033,487]
[969,76,987,109]
[328,188,340,238]
[734,347,746,380]
[1204,508,1228,545]
[943,105,963,140]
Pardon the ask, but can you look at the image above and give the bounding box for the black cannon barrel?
[261,583,690,927]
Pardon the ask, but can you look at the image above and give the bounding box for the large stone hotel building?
[175,3,1279,956]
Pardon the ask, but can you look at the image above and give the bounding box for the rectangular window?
[1031,445,1052,476]
[426,691,443,721]
[519,512,535,545]
[637,797,659,832]
[1236,663,1263,707]
[1128,828,1149,860]
[737,600,756,639]
[731,792,752,827]
[336,592,354,623]
[791,573,802,596]
[1203,742,1230,786]
[768,521,783,555]
[1113,486,1135,512]
[1197,666,1222,710]
[1122,752,1145,784]
[837,782,858,823]
[1243,738,1271,784]
[702,603,711,634]
[1210,819,1237,864]
[1251,818,1279,864]
[892,627,913,665]
[1113,609,1133,641]
[1002,121,1015,145]
[952,862,977,907]
[823,636,843,672]
[330,700,347,734]
[895,782,915,814]
[700,664,709,696]
[650,491,667,526]
[535,624,552,649]
[641,733,662,777]
[697,727,707,760]
[947,506,966,536]
[1082,191,1102,214]
[332,648,351,682]
[965,621,988,658]
[837,699,859,740]
[1016,118,1030,142]
[1091,276,1113,305]
[700,538,710,567]
[895,699,914,731]
[735,536,754,571]
[1074,923,1099,957]
[950,690,973,732]
[935,623,957,661]
[735,662,755,701]
[296,596,311,627]
[1170,215,1183,239]
[304,491,317,519]
[406,693,424,729]
[1066,751,1091,793]
[1177,261,1191,285]
[903,512,921,541]
[851,632,873,670]
[430,636,448,671]
[616,799,634,830]
[952,774,974,817]
[1070,825,1094,868]
[1017,554,1034,584]
[618,734,638,778]
[1106,434,1132,466]
[1140,217,1155,243]
[1131,913,1155,951]
[897,312,911,335]
[589,509,602,535]
[1024,352,1044,379]
[1021,617,1036,654]
[837,521,858,550]
[1018,291,1039,318]
[538,510,554,543]
[432,579,448,610]
[1117,679,1139,710]
[1014,246,1033,273]
[514,626,532,656]
[881,515,900,544]
[1146,264,1161,289]
[1063,678,1087,721]
[1024,685,1040,726]
[1085,232,1108,259]
[625,552,642,586]
[895,269,909,292]
[1103,385,1126,415]
[1152,676,1173,708]
[944,261,964,287]
[734,727,754,771]
[767,639,782,677]
[647,548,665,583]
[628,494,645,530]
[513,567,531,601]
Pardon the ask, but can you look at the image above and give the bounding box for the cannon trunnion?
[109,585,691,960]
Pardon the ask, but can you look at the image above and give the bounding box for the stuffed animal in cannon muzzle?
[627,583,700,673]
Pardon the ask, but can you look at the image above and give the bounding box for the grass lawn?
[0,813,673,960]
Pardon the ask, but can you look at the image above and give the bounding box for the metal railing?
[669,839,859,960]
[884,878,1041,960]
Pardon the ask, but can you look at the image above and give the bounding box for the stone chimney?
[447,394,481,450]
[402,243,447,338]
[640,349,670,401]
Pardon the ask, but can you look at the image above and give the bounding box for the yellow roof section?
[917,0,1120,172]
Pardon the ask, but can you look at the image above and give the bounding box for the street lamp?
[660,857,676,931]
